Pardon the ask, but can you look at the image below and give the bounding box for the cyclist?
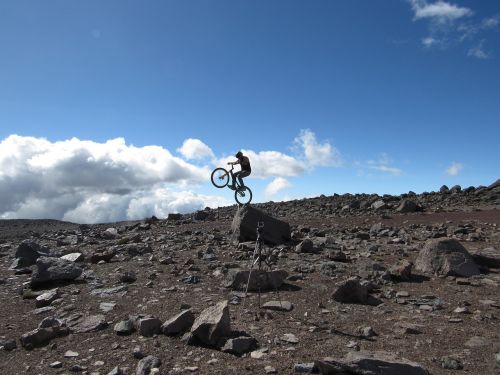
[228,151,251,190]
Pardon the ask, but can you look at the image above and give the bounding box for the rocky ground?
[1,181,500,375]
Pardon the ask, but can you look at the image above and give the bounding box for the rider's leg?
[230,172,239,190]
[237,170,250,188]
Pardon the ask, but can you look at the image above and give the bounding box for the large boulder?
[315,350,430,375]
[13,240,50,268]
[224,269,288,292]
[231,206,291,245]
[415,239,480,277]
[31,257,83,287]
[190,300,231,347]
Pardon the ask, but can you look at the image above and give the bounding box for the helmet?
[235,151,243,158]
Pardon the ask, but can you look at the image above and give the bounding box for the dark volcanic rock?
[314,350,430,375]
[332,277,369,304]
[415,239,480,277]
[20,317,69,349]
[231,205,291,245]
[396,199,420,213]
[30,257,83,287]
[389,260,413,281]
[224,269,288,292]
[189,300,231,347]
[472,247,500,268]
[12,240,50,268]
[221,336,257,355]
[71,315,107,333]
[161,310,195,336]
[136,355,161,375]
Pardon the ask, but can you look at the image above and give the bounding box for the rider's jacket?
[240,156,251,172]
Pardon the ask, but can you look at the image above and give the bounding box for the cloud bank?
[0,135,225,223]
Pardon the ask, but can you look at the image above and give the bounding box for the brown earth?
[0,195,500,374]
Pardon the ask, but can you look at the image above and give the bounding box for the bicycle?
[211,164,253,205]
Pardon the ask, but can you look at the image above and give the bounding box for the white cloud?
[482,15,500,29]
[367,154,402,176]
[264,177,292,199]
[177,138,214,160]
[0,135,225,223]
[446,162,464,176]
[216,129,341,179]
[410,0,472,22]
[467,40,489,59]
[422,36,439,47]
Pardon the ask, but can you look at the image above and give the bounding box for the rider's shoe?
[228,185,236,190]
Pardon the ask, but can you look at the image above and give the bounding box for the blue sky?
[0,1,499,222]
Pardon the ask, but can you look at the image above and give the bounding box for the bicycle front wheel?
[235,186,252,205]
[211,168,229,188]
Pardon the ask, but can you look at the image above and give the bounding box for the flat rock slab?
[71,315,107,333]
[90,285,128,297]
[262,300,294,312]
[61,253,84,262]
[315,350,430,375]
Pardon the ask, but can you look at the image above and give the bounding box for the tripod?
[241,221,283,312]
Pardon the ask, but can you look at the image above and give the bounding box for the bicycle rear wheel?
[211,168,229,188]
[235,186,252,205]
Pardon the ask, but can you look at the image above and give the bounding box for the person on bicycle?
[228,151,251,190]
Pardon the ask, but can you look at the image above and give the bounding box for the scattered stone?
[91,285,128,297]
[64,350,79,358]
[137,317,162,337]
[114,319,136,335]
[295,238,318,253]
[72,315,107,333]
[120,271,137,283]
[389,260,413,281]
[262,300,293,312]
[161,310,195,336]
[293,363,316,373]
[441,356,463,370]
[224,269,288,292]
[0,338,17,351]
[464,336,490,349]
[136,355,161,375]
[221,336,257,355]
[20,317,69,349]
[281,333,299,344]
[61,253,84,262]
[99,302,117,312]
[332,277,368,304]
[396,199,420,213]
[314,350,430,375]
[35,288,60,307]
[49,361,63,368]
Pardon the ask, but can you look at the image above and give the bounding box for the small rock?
[262,300,293,312]
[281,333,299,344]
[49,361,63,368]
[64,350,79,358]
[136,355,161,375]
